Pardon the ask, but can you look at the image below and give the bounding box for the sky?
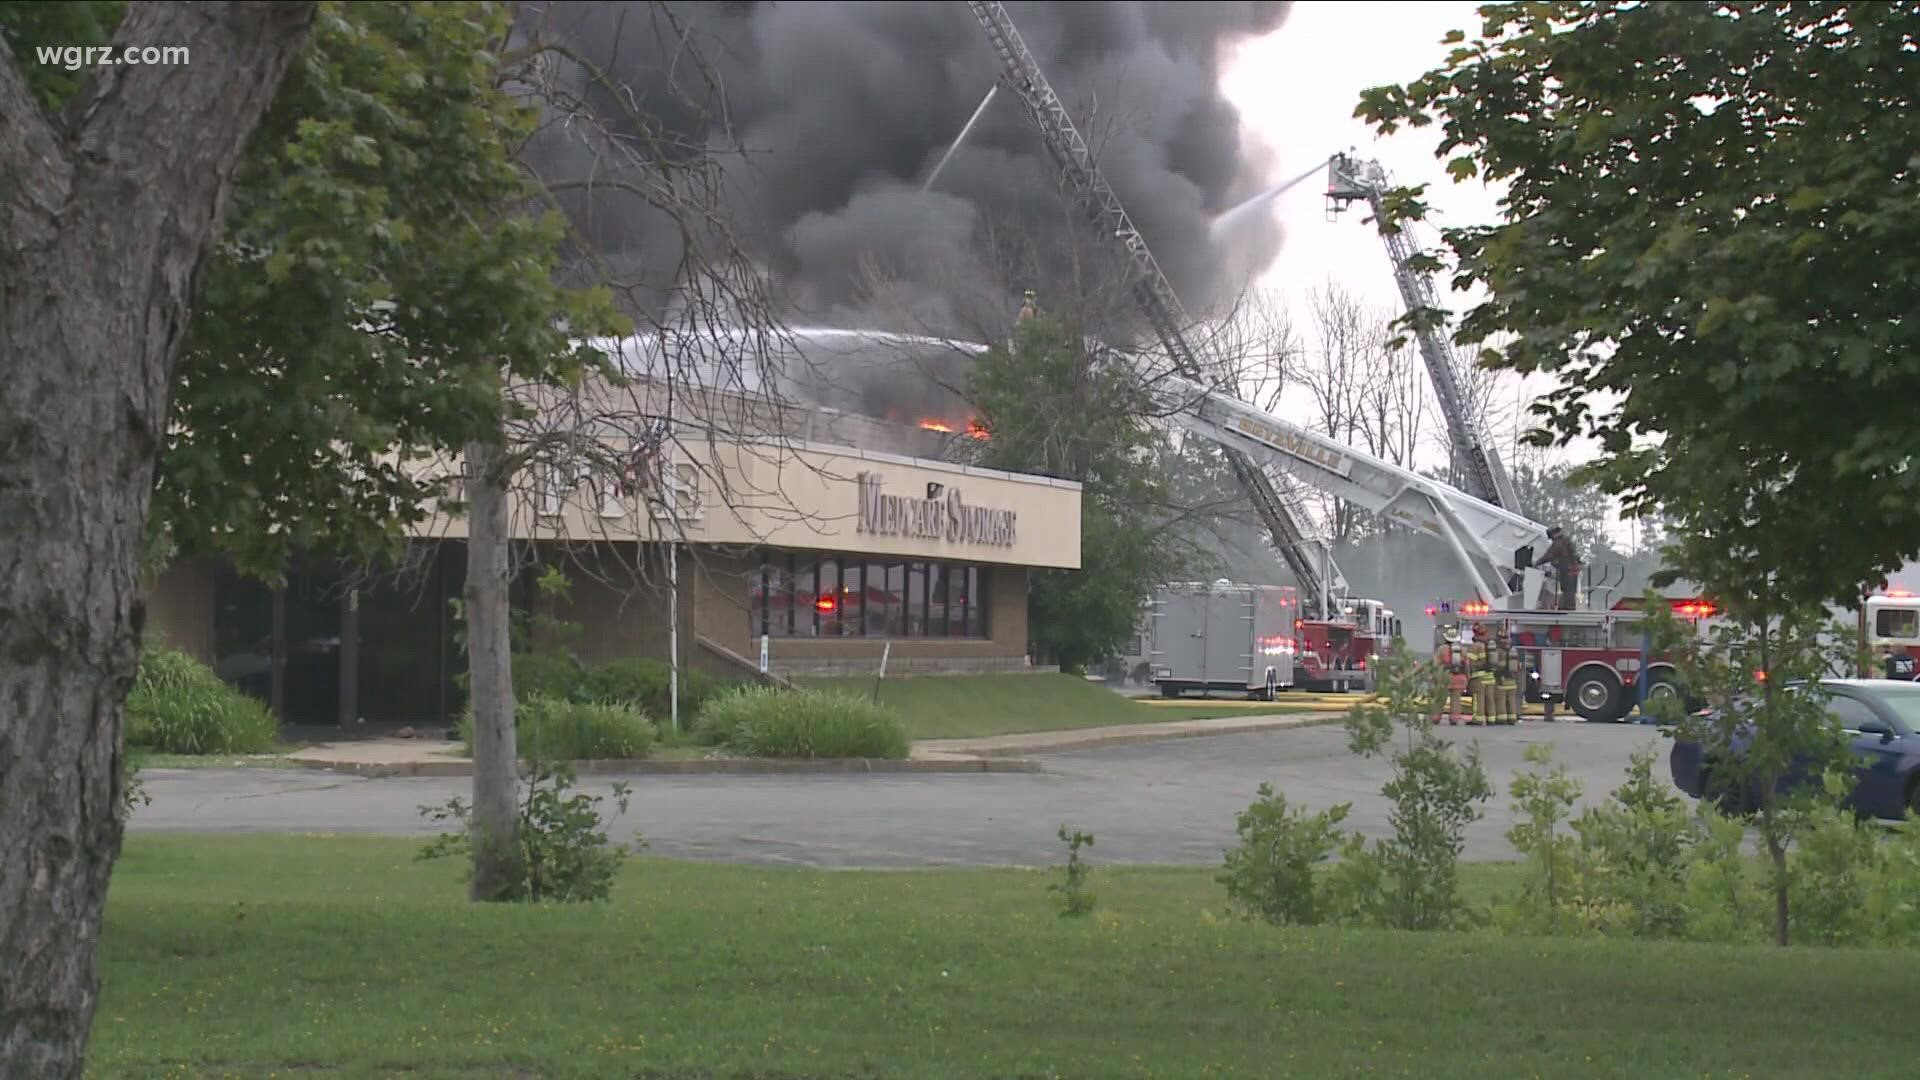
[1217,0,1643,546]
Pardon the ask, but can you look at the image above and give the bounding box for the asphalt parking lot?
[133,721,1667,866]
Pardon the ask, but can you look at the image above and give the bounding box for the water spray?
[922,84,999,193]
[1208,157,1330,238]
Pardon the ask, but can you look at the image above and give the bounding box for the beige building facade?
[148,424,1083,729]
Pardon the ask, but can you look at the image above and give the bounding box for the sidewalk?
[282,739,1044,779]
[278,702,1580,779]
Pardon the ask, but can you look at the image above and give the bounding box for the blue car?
[1669,679,1920,822]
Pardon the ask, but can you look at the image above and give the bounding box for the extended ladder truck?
[1324,153,1522,512]
[961,2,1719,711]
[964,1,1389,690]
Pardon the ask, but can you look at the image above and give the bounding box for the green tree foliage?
[969,314,1198,671]
[2,0,624,577]
[1342,646,1494,930]
[1642,597,1856,945]
[1356,2,1920,614]
[1509,459,1614,563]
[0,1,124,109]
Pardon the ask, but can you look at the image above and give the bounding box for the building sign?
[856,472,1017,547]
[1232,416,1354,478]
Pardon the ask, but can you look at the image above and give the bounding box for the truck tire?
[1568,668,1624,722]
[1642,673,1681,720]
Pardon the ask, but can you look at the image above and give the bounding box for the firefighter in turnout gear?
[1440,630,1470,725]
[1469,625,1495,725]
[1433,630,1459,724]
[1491,624,1521,724]
[1016,289,1038,324]
[1542,527,1580,611]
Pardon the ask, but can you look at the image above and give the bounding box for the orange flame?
[917,417,992,441]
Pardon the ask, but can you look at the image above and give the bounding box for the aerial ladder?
[964,0,1349,615]
[1325,153,1522,512]
[962,1,1548,609]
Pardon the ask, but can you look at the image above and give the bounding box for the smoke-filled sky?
[524,1,1291,335]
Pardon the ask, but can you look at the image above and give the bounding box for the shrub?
[126,646,278,754]
[1683,807,1767,944]
[418,760,639,903]
[1499,744,1584,935]
[459,694,655,761]
[512,652,590,703]
[1863,810,1920,945]
[1569,745,1696,939]
[694,686,909,759]
[1790,773,1882,947]
[581,658,719,723]
[1217,783,1352,926]
[1051,826,1097,917]
[1343,646,1494,931]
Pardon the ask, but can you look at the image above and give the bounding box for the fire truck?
[1861,589,1920,680]
[961,2,1571,670]
[1431,594,1724,722]
[1293,597,1400,692]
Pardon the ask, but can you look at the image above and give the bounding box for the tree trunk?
[462,437,522,901]
[1766,831,1790,947]
[0,6,314,1075]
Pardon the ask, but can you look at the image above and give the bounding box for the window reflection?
[750,551,989,639]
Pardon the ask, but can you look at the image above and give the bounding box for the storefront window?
[752,551,989,639]
[816,558,841,636]
[906,562,927,635]
[793,559,816,637]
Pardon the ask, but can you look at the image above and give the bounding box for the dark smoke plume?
[521,1,1291,341]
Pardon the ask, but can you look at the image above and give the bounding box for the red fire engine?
[1294,598,1400,692]
[1431,595,1722,722]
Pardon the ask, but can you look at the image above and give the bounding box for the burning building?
[143,327,1084,728]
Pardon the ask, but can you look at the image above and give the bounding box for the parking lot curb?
[916,712,1343,758]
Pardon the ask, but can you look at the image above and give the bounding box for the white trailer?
[1147,580,1298,700]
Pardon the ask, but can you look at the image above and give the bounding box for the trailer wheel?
[1568,668,1624,722]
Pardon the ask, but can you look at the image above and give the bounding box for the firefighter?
[1469,624,1495,725]
[1444,629,1470,725]
[1016,288,1039,324]
[1492,623,1520,724]
[1504,626,1528,722]
[1542,526,1580,611]
[1883,645,1917,681]
[1432,629,1455,724]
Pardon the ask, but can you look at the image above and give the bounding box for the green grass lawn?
[798,672,1324,739]
[91,834,1918,1079]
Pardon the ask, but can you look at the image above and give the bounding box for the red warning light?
[814,595,837,613]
